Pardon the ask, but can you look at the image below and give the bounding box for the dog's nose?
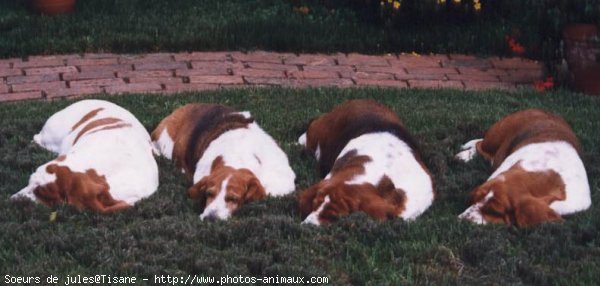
[201,211,218,222]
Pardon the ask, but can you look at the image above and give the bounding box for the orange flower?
[293,6,310,15]
[505,36,525,55]
[534,77,554,92]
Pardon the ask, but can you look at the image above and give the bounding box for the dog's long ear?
[515,198,563,228]
[243,178,266,203]
[468,179,497,205]
[360,177,406,220]
[187,178,210,210]
[298,184,319,219]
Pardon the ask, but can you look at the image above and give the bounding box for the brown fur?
[73,117,124,144]
[151,104,253,175]
[187,156,266,214]
[467,109,577,227]
[33,164,130,213]
[303,99,423,177]
[469,165,565,227]
[298,149,407,223]
[476,109,581,169]
[71,107,104,131]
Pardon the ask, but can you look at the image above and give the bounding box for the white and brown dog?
[456,109,591,227]
[152,103,296,220]
[12,99,159,213]
[298,99,435,225]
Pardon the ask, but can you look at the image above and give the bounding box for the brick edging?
[0,51,546,102]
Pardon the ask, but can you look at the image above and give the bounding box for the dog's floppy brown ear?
[243,178,266,203]
[298,184,319,219]
[515,198,563,228]
[359,177,406,220]
[187,178,210,209]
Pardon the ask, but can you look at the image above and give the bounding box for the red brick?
[0,84,8,94]
[46,86,104,99]
[448,54,479,60]
[83,53,120,59]
[105,83,163,94]
[355,79,408,88]
[128,77,183,84]
[408,80,464,89]
[446,73,500,82]
[234,69,285,78]
[499,70,544,83]
[408,67,458,75]
[67,58,119,66]
[289,78,354,88]
[343,71,394,80]
[118,70,173,78]
[441,58,493,69]
[63,71,115,81]
[244,77,293,86]
[189,75,244,85]
[458,67,508,76]
[355,65,407,75]
[302,65,354,72]
[231,51,288,64]
[491,58,544,70]
[25,66,78,75]
[70,78,124,88]
[119,53,174,64]
[13,58,64,68]
[134,62,187,71]
[284,54,336,66]
[176,66,230,77]
[163,83,220,93]
[79,64,132,73]
[0,68,23,77]
[287,70,337,79]
[395,73,447,81]
[337,53,392,66]
[0,91,42,102]
[246,62,298,71]
[7,74,59,84]
[12,81,66,92]
[0,60,12,69]
[390,55,444,68]
[174,52,230,62]
[463,81,516,91]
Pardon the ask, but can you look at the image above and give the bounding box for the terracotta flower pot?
[32,0,76,15]
[563,23,600,95]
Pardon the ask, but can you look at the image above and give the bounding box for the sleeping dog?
[297,99,435,225]
[13,100,159,213]
[152,103,295,220]
[456,109,591,227]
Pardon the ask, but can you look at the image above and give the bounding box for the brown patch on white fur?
[468,164,565,227]
[475,109,581,169]
[298,149,407,223]
[71,107,104,131]
[465,109,579,227]
[187,156,266,214]
[151,104,253,176]
[73,117,124,144]
[33,164,130,213]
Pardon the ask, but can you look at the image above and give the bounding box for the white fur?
[298,133,307,146]
[193,121,296,197]
[33,99,151,155]
[14,100,159,206]
[200,176,232,220]
[455,139,483,162]
[153,128,174,159]
[458,140,591,223]
[302,195,330,226]
[458,192,493,224]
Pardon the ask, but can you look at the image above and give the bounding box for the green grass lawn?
[0,0,513,58]
[1,88,599,285]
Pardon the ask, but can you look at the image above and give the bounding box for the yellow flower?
[393,1,401,10]
[453,0,460,3]
[474,2,481,10]
[387,0,392,3]
[438,0,446,4]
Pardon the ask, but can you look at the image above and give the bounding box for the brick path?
[0,51,546,102]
